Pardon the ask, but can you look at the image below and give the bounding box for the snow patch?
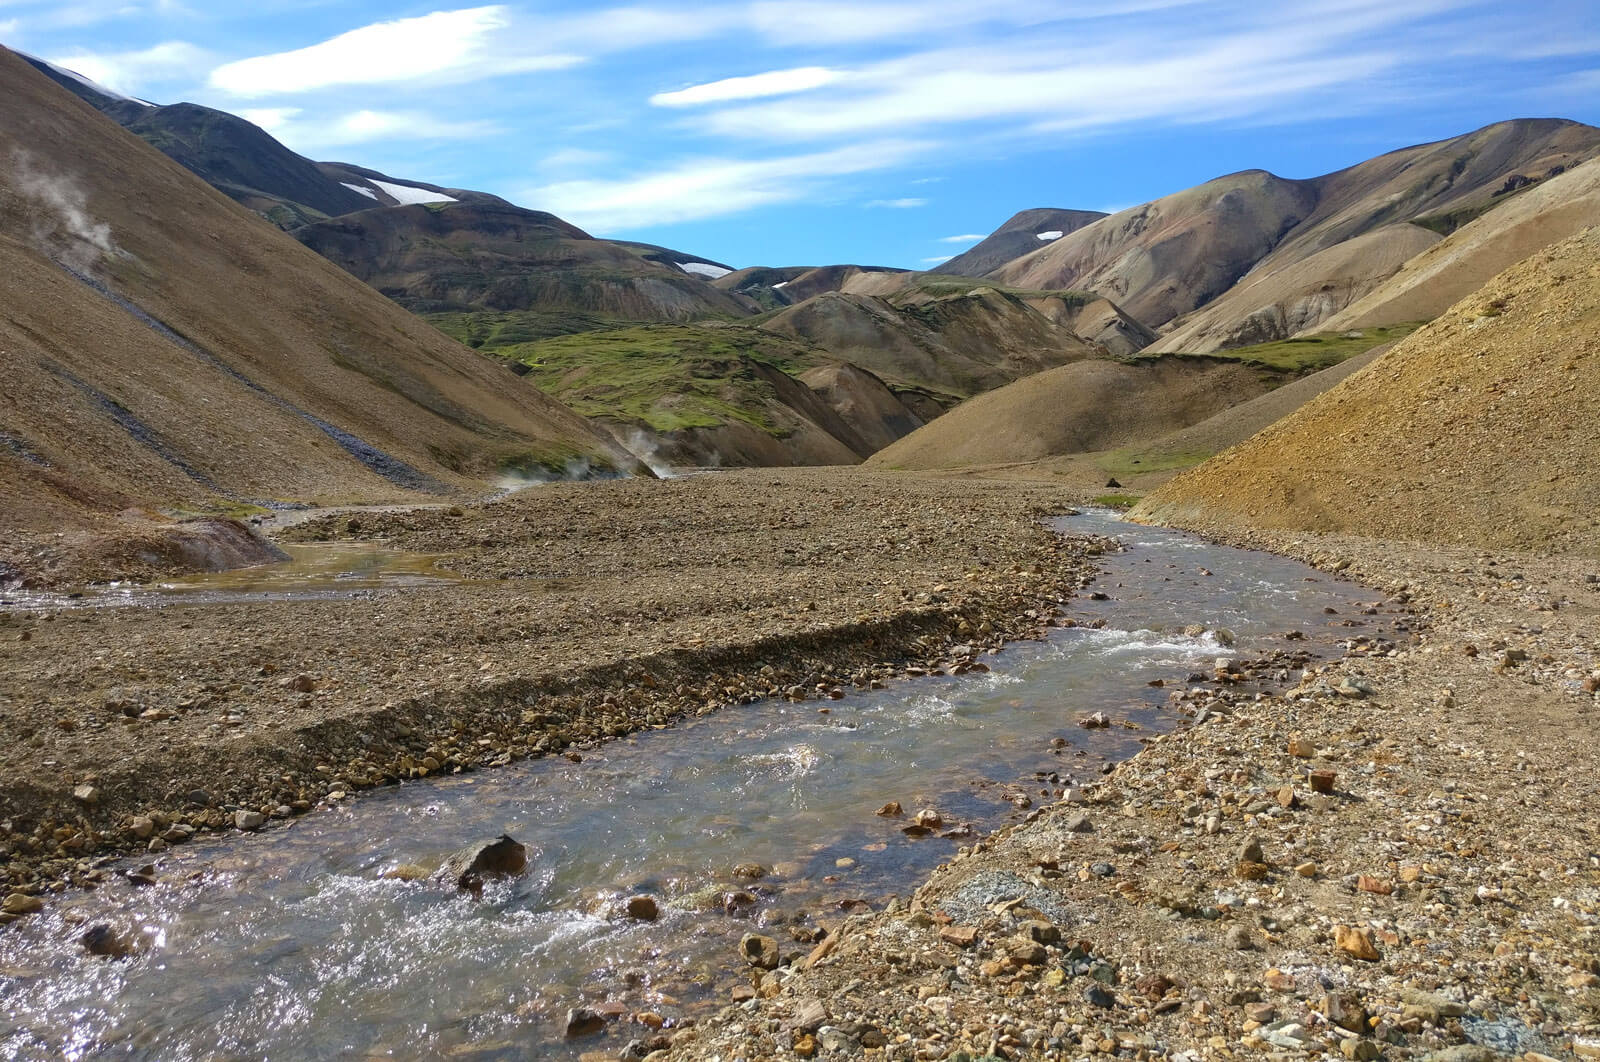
[680,261,731,279]
[370,179,458,206]
[21,51,153,106]
[1036,230,1064,241]
[341,182,380,201]
[772,281,789,289]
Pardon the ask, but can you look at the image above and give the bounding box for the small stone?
[2,893,45,916]
[875,801,902,817]
[914,808,942,828]
[1325,992,1369,1033]
[939,925,978,948]
[564,1007,607,1038]
[1263,969,1296,992]
[1238,837,1265,864]
[1398,865,1423,883]
[1021,919,1059,944]
[1334,924,1380,961]
[1341,1037,1382,1061]
[380,864,430,882]
[739,932,781,970]
[1276,786,1298,809]
[1245,1003,1276,1023]
[1357,875,1393,896]
[1226,925,1255,950]
[793,1033,817,1058]
[624,895,659,922]
[1083,984,1115,1008]
[1309,770,1337,794]
[1295,862,1319,878]
[1288,736,1315,758]
[234,810,266,831]
[1079,711,1110,729]
[80,924,132,959]
[128,816,155,840]
[732,862,766,880]
[72,785,100,806]
[1065,813,1093,833]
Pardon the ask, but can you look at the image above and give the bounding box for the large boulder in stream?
[433,834,529,896]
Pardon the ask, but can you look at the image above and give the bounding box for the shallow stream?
[0,513,1398,1060]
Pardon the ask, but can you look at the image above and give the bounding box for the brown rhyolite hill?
[995,119,1600,344]
[1132,227,1600,556]
[0,48,636,575]
[932,207,1107,277]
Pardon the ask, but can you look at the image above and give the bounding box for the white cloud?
[47,40,206,94]
[208,6,581,97]
[939,234,987,244]
[651,66,841,107]
[921,255,953,264]
[527,140,929,231]
[238,107,301,132]
[865,198,927,208]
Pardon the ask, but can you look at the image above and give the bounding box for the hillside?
[990,119,1600,342]
[1132,227,1600,555]
[294,201,752,326]
[866,356,1272,471]
[932,207,1107,277]
[0,48,636,577]
[1314,156,1600,333]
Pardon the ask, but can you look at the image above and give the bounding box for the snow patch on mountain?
[370,179,458,206]
[1036,230,1064,241]
[680,261,732,279]
[341,183,380,200]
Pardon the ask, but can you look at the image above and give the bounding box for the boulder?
[434,834,529,897]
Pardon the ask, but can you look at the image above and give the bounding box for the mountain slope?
[990,120,1600,340]
[0,48,635,555]
[1314,156,1600,333]
[933,208,1107,277]
[866,357,1271,471]
[1131,227,1600,556]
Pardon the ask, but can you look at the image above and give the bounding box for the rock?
[624,895,659,921]
[234,810,266,831]
[123,864,159,887]
[793,1033,817,1058]
[1341,1037,1382,1060]
[80,924,132,959]
[1020,919,1059,944]
[1225,925,1255,950]
[1334,924,1381,961]
[1357,875,1393,895]
[284,673,317,693]
[1245,1003,1276,1023]
[1083,984,1115,1008]
[1238,838,1265,864]
[1309,769,1338,794]
[1401,990,1467,1023]
[1325,992,1369,1033]
[739,932,781,970]
[1263,969,1297,992]
[72,784,100,806]
[435,835,529,897]
[914,809,942,828]
[732,862,766,880]
[875,801,902,817]
[1064,813,1093,833]
[1079,711,1110,729]
[1135,974,1174,999]
[1421,1048,1496,1062]
[1276,786,1298,808]
[1295,862,1319,878]
[129,816,155,839]
[2,893,44,916]
[381,864,431,882]
[564,1007,607,1038]
[1288,736,1315,758]
[939,925,978,948]
[787,998,828,1033]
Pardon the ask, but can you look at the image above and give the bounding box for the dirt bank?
[662,529,1600,1062]
[0,469,1099,895]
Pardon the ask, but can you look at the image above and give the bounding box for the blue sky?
[5,0,1598,269]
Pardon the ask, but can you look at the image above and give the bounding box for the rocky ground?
[658,529,1600,1062]
[0,469,1097,896]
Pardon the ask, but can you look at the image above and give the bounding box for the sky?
[4,0,1598,269]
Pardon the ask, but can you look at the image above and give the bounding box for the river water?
[0,513,1397,1060]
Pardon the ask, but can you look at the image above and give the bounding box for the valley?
[2,31,1599,1062]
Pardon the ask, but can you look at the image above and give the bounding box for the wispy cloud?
[939,234,987,244]
[865,197,928,208]
[46,40,207,94]
[920,255,953,264]
[651,66,841,107]
[527,140,929,231]
[208,6,581,96]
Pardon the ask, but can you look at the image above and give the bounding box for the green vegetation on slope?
[1170,323,1422,374]
[428,309,631,349]
[486,325,825,435]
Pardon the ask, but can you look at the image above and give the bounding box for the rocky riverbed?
[657,530,1600,1062]
[0,469,1098,894]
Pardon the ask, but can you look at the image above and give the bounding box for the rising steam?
[7,150,122,273]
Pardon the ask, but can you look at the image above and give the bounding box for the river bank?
[0,469,1100,894]
[662,530,1600,1062]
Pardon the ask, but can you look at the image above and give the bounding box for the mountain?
[711,264,910,309]
[1313,156,1600,333]
[294,201,752,327]
[987,119,1600,346]
[0,47,637,576]
[1131,226,1600,556]
[932,208,1107,277]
